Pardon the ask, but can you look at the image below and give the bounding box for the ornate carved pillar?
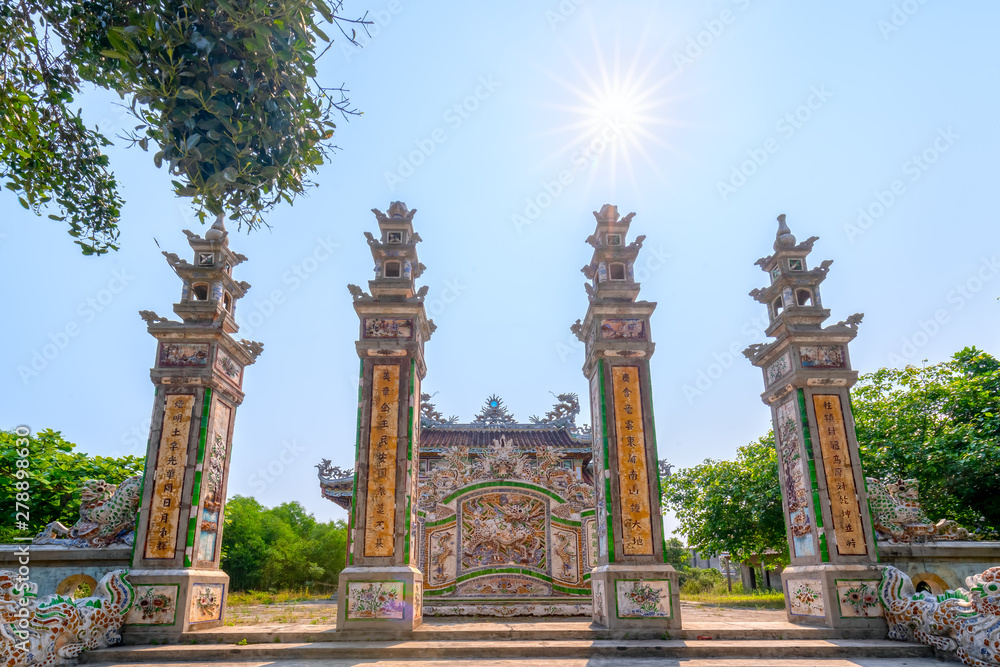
[744,215,885,631]
[573,205,680,630]
[128,217,262,636]
[336,202,433,632]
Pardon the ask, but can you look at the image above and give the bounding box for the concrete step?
[81,638,934,663]
[119,619,891,645]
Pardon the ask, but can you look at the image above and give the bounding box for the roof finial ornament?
[774,213,795,249]
[205,213,228,243]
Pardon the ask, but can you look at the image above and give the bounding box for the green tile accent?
[424,516,457,528]
[580,509,596,518]
[862,477,880,563]
[550,516,581,528]
[441,480,567,505]
[424,585,456,596]
[598,362,615,564]
[644,362,668,564]
[349,358,363,566]
[190,471,202,508]
[455,567,555,585]
[797,389,828,561]
[404,359,415,563]
[196,388,212,465]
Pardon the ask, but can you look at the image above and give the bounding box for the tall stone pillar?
[744,215,885,631]
[572,205,680,630]
[336,202,433,632]
[128,217,262,636]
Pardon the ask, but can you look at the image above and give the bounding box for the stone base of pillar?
[121,569,229,639]
[335,565,423,632]
[590,563,682,630]
[781,564,887,632]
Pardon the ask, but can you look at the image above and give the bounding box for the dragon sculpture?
[1,569,135,667]
[866,477,972,543]
[880,565,1000,666]
[34,476,142,548]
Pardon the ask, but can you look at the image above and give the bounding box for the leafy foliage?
[0,428,144,542]
[853,346,1000,536]
[0,2,123,254]
[221,496,347,592]
[1,0,368,253]
[663,433,788,566]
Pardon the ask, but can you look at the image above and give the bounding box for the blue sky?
[4,1,999,533]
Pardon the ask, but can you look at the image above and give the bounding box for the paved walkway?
[84,659,948,666]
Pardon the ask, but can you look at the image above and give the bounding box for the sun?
[536,17,687,193]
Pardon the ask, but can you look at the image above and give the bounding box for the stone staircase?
[82,618,936,664]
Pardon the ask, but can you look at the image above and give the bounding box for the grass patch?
[228,590,329,606]
[682,589,786,609]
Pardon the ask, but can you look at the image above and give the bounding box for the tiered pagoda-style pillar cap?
[743,213,864,366]
[348,201,429,303]
[580,204,646,303]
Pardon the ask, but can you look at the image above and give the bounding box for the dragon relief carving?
[34,476,142,548]
[529,392,580,427]
[867,477,972,543]
[238,339,264,361]
[1,569,135,667]
[881,565,1000,666]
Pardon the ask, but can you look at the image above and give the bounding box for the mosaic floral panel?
[364,318,413,339]
[214,347,243,387]
[346,581,405,620]
[198,399,231,563]
[144,394,195,559]
[615,579,672,619]
[125,584,178,625]
[590,369,609,560]
[592,579,606,622]
[426,526,457,586]
[775,398,815,559]
[158,342,209,367]
[766,351,792,386]
[836,580,883,618]
[799,345,846,368]
[788,578,825,617]
[189,583,224,623]
[584,518,598,569]
[456,574,552,597]
[426,602,591,617]
[460,492,546,571]
[551,526,580,584]
[413,580,422,620]
[600,318,645,340]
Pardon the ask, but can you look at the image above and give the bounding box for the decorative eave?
[140,313,261,367]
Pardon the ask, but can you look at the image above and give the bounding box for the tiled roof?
[420,424,588,452]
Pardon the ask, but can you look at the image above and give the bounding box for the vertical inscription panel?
[611,366,653,556]
[813,394,867,555]
[365,364,400,557]
[144,394,195,559]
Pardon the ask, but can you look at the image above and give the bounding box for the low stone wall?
[0,544,131,597]
[878,540,1000,593]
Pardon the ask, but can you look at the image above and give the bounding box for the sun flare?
[538,19,687,194]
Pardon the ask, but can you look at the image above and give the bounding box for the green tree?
[663,536,690,570]
[1,0,370,254]
[663,433,788,568]
[853,346,1000,536]
[0,428,144,541]
[221,495,347,592]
